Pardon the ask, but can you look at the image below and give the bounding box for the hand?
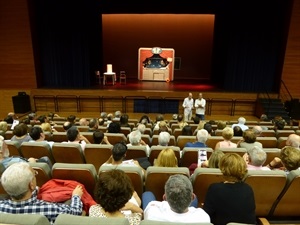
[121,202,143,214]
[28,157,37,163]
[243,153,249,164]
[72,185,83,198]
[140,140,146,145]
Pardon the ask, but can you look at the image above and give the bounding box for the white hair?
[196,129,209,143]
[128,130,142,145]
[238,117,246,124]
[158,132,171,146]
[137,124,146,134]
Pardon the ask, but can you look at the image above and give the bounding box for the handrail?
[280,80,293,102]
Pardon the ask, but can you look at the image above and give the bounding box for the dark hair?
[89,118,98,129]
[182,125,193,136]
[177,114,184,122]
[93,130,104,144]
[107,122,121,133]
[193,116,200,124]
[95,169,133,213]
[29,126,43,140]
[67,115,76,123]
[38,115,47,123]
[63,121,73,131]
[66,126,79,142]
[139,115,150,124]
[112,142,127,161]
[13,123,28,137]
[204,123,213,134]
[233,126,243,136]
[275,119,286,130]
[4,116,13,124]
[120,114,129,126]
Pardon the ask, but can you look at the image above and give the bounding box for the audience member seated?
[252,125,263,137]
[237,129,262,151]
[203,153,256,225]
[243,146,270,170]
[143,174,210,223]
[153,148,178,167]
[217,121,227,130]
[0,121,8,138]
[274,118,286,132]
[64,126,90,150]
[0,162,83,224]
[200,149,225,169]
[267,146,300,173]
[102,142,145,175]
[40,122,57,133]
[185,129,209,148]
[10,123,32,144]
[137,124,146,134]
[120,114,131,129]
[215,127,237,150]
[259,114,269,130]
[182,125,193,136]
[204,123,214,136]
[79,118,89,126]
[153,114,165,129]
[113,110,122,121]
[90,169,142,225]
[157,121,170,134]
[93,130,111,145]
[107,122,121,133]
[286,134,300,149]
[127,130,150,157]
[193,119,206,135]
[138,115,152,127]
[87,118,99,132]
[231,117,249,131]
[67,115,76,125]
[177,114,188,129]
[233,125,243,137]
[29,126,54,148]
[157,132,171,146]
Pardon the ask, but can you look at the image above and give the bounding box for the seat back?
[217,147,247,157]
[151,135,176,147]
[83,144,113,171]
[0,213,50,225]
[54,214,129,225]
[206,136,223,149]
[256,137,278,148]
[51,143,86,163]
[191,168,224,207]
[276,129,295,139]
[52,125,65,132]
[270,169,300,217]
[126,145,148,160]
[76,126,89,132]
[4,130,14,140]
[141,134,151,145]
[180,147,213,167]
[149,146,180,166]
[263,148,281,166]
[172,128,182,139]
[29,162,52,187]
[99,164,144,198]
[78,132,94,144]
[145,166,190,201]
[104,133,127,145]
[4,140,22,157]
[176,135,196,150]
[244,170,287,217]
[261,130,276,137]
[52,163,97,196]
[120,127,131,136]
[51,132,68,142]
[20,142,55,164]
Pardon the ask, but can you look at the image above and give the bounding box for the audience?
[158,132,171,146]
[214,127,237,150]
[243,146,270,170]
[181,125,193,136]
[10,123,32,144]
[29,126,54,148]
[185,129,209,148]
[87,118,99,132]
[64,126,90,150]
[0,121,8,137]
[127,130,150,156]
[233,125,243,136]
[237,129,263,151]
[203,153,256,225]
[285,134,300,149]
[79,118,89,126]
[93,130,111,145]
[120,114,131,129]
[0,162,83,224]
[154,148,178,167]
[90,169,142,225]
[143,174,210,223]
[231,117,249,131]
[177,114,188,129]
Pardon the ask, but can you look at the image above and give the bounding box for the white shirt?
[144,201,210,223]
[182,97,194,113]
[195,98,206,115]
[232,123,249,131]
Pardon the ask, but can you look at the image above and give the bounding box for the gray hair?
[1,162,34,200]
[252,126,263,136]
[238,117,246,124]
[286,134,300,148]
[165,174,193,213]
[114,111,121,118]
[196,129,209,143]
[0,136,10,158]
[128,130,141,145]
[158,132,170,146]
[248,146,267,167]
[137,124,146,134]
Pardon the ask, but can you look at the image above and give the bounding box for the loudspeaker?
[12,95,31,114]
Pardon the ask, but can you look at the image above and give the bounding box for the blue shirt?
[185,142,207,148]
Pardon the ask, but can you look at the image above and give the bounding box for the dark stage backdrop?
[30,0,292,92]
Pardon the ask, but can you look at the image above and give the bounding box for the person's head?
[158,132,171,146]
[114,111,122,118]
[154,148,178,167]
[193,116,200,124]
[164,174,194,213]
[155,114,164,123]
[182,125,193,136]
[233,126,243,136]
[158,121,168,133]
[100,112,107,120]
[286,134,300,149]
[274,119,286,130]
[260,114,269,122]
[107,122,121,133]
[79,118,89,126]
[139,115,150,124]
[66,126,79,142]
[128,130,141,145]
[63,121,73,131]
[112,142,127,161]
[95,169,133,213]
[222,127,234,141]
[37,115,48,124]
[137,124,146,134]
[252,126,263,137]
[172,114,178,120]
[280,146,300,171]
[204,123,213,135]
[93,130,105,144]
[89,118,99,130]
[196,129,209,143]
[198,93,203,99]
[242,129,256,143]
[0,121,8,132]
[188,92,193,99]
[0,135,10,158]
[28,113,37,121]
[219,153,247,182]
[40,122,51,133]
[208,149,225,168]
[120,114,129,125]
[4,115,13,124]
[29,126,44,141]
[247,146,267,167]
[67,115,76,123]
[238,117,246,125]
[177,114,184,122]
[1,162,36,200]
[13,123,28,137]
[217,121,227,130]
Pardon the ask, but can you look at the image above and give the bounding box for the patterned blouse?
[89,204,142,225]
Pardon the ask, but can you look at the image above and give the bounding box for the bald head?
[286,134,300,149]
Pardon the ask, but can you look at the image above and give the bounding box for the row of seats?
[2,161,299,220]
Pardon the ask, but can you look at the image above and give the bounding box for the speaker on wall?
[12,95,31,114]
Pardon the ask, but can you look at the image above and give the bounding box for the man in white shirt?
[182,93,194,122]
[194,93,206,120]
[231,117,249,131]
[143,174,211,223]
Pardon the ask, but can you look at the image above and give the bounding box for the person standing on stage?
[194,93,206,120]
[182,93,194,122]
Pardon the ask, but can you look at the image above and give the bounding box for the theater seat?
[54,214,129,225]
[140,221,213,225]
[180,147,213,167]
[0,213,50,225]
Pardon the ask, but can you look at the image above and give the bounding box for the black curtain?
[211,0,292,92]
[32,0,102,88]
